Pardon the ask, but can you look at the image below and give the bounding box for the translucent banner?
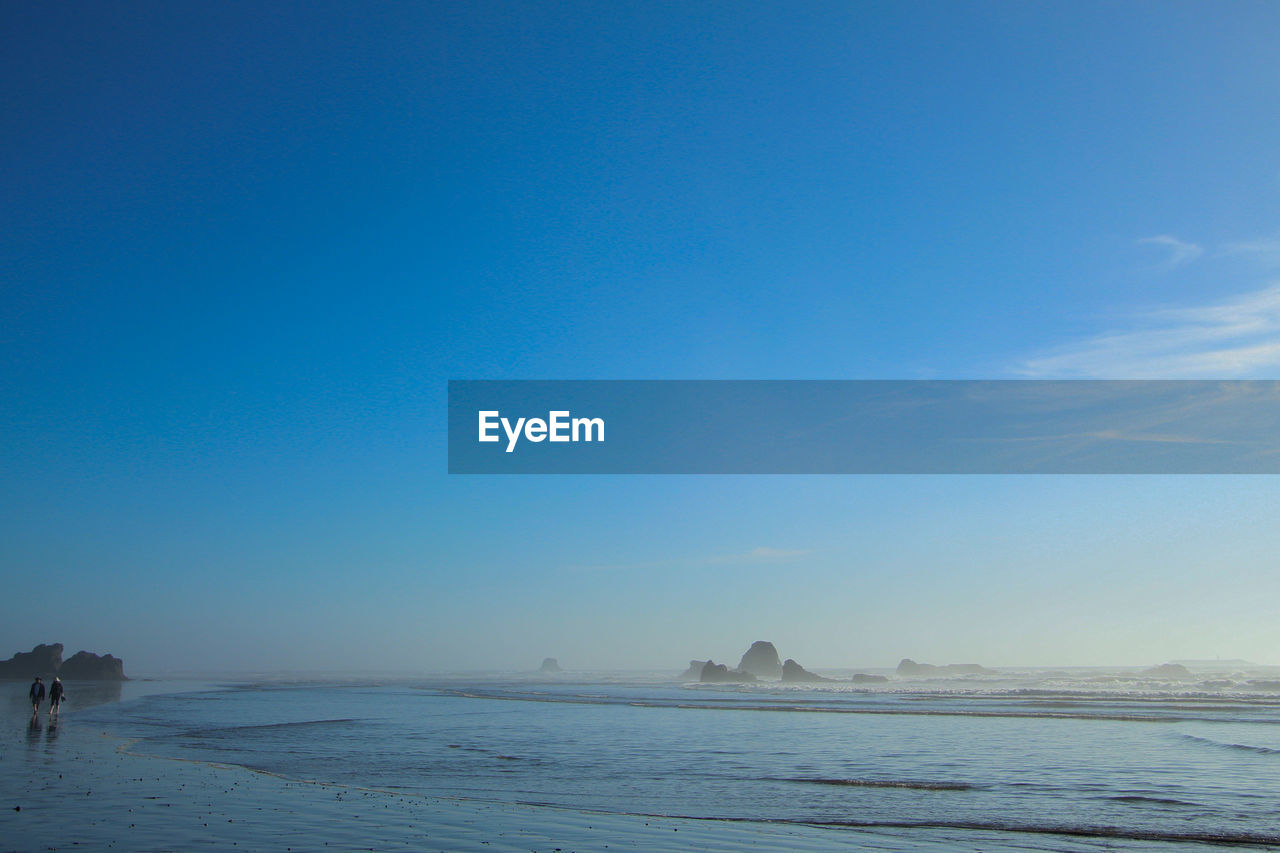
[448,380,1280,474]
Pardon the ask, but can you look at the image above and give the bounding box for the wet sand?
[1,699,1225,853]
[0,698,994,853]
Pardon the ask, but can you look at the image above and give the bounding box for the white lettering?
[478,411,500,443]
[548,411,570,442]
[479,410,604,452]
[572,416,604,442]
[502,416,526,453]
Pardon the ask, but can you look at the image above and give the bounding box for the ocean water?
[72,668,1280,849]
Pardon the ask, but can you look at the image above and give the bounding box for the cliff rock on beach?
[0,643,64,678]
[60,651,128,680]
[699,660,757,683]
[781,659,832,683]
[896,658,994,677]
[0,643,128,680]
[737,641,782,680]
[539,657,563,673]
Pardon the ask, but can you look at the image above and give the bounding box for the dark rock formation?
[850,673,890,684]
[737,641,782,680]
[781,659,832,683]
[680,660,709,680]
[699,660,756,683]
[0,643,63,678]
[539,657,562,673]
[896,658,994,677]
[0,644,126,680]
[59,650,127,680]
[1143,662,1192,679]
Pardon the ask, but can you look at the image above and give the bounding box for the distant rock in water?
[737,641,782,680]
[1143,662,1192,679]
[896,658,994,677]
[781,659,832,683]
[1172,658,1251,667]
[699,660,757,683]
[897,659,929,675]
[680,660,709,680]
[850,673,890,684]
[0,643,127,680]
[539,657,563,673]
[60,650,127,680]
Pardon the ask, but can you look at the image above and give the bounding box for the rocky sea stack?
[1143,663,1192,678]
[850,673,890,684]
[896,658,993,677]
[680,660,709,680]
[781,658,832,683]
[737,641,782,680]
[699,660,756,683]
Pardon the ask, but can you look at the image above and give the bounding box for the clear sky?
[4,1,1280,674]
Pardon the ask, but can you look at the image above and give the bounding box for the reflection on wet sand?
[4,679,123,718]
[9,679,125,749]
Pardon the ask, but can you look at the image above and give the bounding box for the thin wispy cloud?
[1220,232,1280,264]
[1140,234,1204,270]
[1019,283,1280,378]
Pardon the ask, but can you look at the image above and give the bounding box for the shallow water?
[63,668,1280,849]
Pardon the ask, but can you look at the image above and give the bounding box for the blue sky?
[4,1,1280,672]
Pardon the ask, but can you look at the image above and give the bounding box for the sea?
[26,665,1280,850]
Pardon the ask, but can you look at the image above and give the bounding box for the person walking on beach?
[29,676,45,716]
[48,677,64,717]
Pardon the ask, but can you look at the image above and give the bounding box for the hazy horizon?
[8,632,1279,678]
